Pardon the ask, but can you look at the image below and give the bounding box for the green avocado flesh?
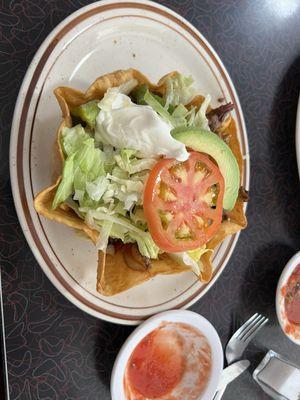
[172,127,240,211]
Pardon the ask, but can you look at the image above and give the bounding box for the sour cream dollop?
[95,88,189,161]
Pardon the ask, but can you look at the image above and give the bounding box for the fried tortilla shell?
[34,69,247,296]
[97,245,190,296]
[34,178,99,245]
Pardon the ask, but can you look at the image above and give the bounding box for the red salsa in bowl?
[282,264,300,335]
[277,253,300,344]
[124,322,211,399]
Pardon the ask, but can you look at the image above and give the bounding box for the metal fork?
[213,313,269,400]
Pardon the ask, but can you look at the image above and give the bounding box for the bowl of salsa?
[111,310,223,400]
[276,251,300,345]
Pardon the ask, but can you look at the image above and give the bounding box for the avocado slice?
[172,127,240,211]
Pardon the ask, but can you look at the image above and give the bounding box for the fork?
[212,313,269,400]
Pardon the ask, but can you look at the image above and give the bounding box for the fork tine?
[238,314,263,340]
[232,313,259,340]
[242,317,269,343]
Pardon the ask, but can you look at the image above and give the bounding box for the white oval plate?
[111,310,223,400]
[10,0,249,324]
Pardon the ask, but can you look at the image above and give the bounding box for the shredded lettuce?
[168,245,212,276]
[130,207,147,230]
[143,89,177,126]
[131,84,147,105]
[61,125,91,157]
[114,153,156,174]
[187,247,210,262]
[127,231,159,260]
[86,176,109,201]
[52,153,75,209]
[193,94,211,131]
[171,104,190,127]
[84,209,159,258]
[131,84,165,107]
[52,124,158,258]
[183,246,212,276]
[96,220,114,251]
[107,174,144,193]
[118,79,139,95]
[164,74,196,107]
[142,89,189,129]
[162,74,212,131]
[142,89,204,130]
[114,148,136,171]
[129,158,157,174]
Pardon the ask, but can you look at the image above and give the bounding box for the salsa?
[126,326,184,398]
[284,264,300,325]
[124,322,211,400]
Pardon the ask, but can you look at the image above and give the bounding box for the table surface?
[1,0,300,399]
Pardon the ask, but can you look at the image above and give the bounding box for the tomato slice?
[143,152,224,252]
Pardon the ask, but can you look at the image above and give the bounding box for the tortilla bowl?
[34,69,247,296]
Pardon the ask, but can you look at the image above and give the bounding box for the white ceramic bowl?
[276,251,300,345]
[111,310,223,400]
